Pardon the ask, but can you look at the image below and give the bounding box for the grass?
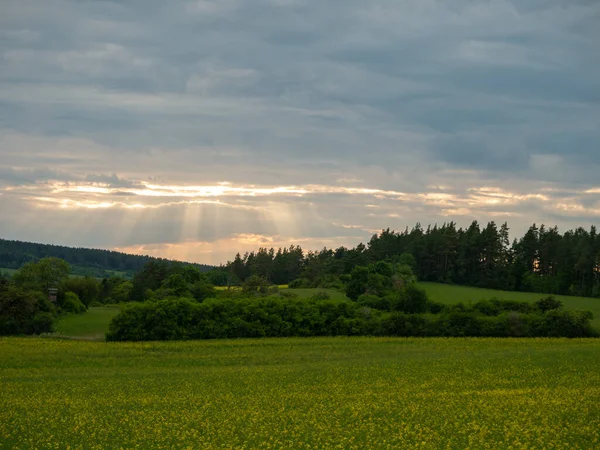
[54,307,120,341]
[421,282,600,329]
[287,287,349,301]
[284,284,599,329]
[1,337,599,449]
[0,267,17,276]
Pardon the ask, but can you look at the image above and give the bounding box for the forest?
[221,221,600,298]
[0,238,212,278]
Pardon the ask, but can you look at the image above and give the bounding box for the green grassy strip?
[54,307,120,340]
[420,282,600,328]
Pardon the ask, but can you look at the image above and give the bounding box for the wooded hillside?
[0,238,212,278]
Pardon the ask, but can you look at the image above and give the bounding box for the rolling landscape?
[2,229,600,448]
[2,0,600,448]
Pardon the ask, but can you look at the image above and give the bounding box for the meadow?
[420,282,600,329]
[54,307,120,340]
[292,284,600,330]
[1,337,599,449]
[0,267,17,276]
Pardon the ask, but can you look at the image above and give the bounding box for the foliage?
[205,268,231,286]
[0,237,212,277]
[310,291,331,301]
[222,222,600,298]
[13,257,70,292]
[357,293,391,311]
[398,284,429,314]
[0,286,55,335]
[242,275,271,295]
[129,261,217,303]
[0,273,9,289]
[289,275,343,289]
[110,280,134,303]
[60,276,99,306]
[535,295,563,313]
[61,292,87,314]
[344,262,416,301]
[106,295,596,342]
[106,297,377,341]
[190,280,217,302]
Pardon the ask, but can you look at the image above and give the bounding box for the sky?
[1,0,599,265]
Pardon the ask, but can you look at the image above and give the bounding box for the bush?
[381,313,431,337]
[399,285,429,314]
[190,281,217,302]
[437,311,484,337]
[535,296,563,313]
[61,292,87,314]
[105,295,597,342]
[242,276,270,295]
[60,277,99,306]
[0,286,57,335]
[357,294,390,310]
[426,300,445,314]
[32,312,55,334]
[288,278,308,289]
[289,277,343,290]
[540,310,596,337]
[107,296,381,341]
[473,298,534,316]
[310,291,330,301]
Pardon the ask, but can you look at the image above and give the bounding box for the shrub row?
[106,296,597,341]
[0,287,55,335]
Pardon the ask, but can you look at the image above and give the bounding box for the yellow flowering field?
[1,337,599,449]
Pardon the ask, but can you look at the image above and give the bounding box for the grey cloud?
[1,0,599,261]
[0,166,79,186]
[83,173,139,188]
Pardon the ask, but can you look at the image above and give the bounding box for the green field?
[0,337,598,449]
[421,282,600,329]
[0,267,17,276]
[292,284,600,330]
[54,307,120,340]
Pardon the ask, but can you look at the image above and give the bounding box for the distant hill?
[0,238,213,278]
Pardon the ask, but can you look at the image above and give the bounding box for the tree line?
[221,222,600,297]
[0,238,213,278]
[107,254,598,341]
[2,254,596,339]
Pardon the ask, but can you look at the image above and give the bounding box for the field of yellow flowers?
[1,337,599,449]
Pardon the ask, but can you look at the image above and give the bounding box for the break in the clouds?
[1,0,599,264]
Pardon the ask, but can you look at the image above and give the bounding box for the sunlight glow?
[4,180,599,231]
[44,181,409,204]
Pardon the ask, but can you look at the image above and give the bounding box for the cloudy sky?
[1,0,599,265]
